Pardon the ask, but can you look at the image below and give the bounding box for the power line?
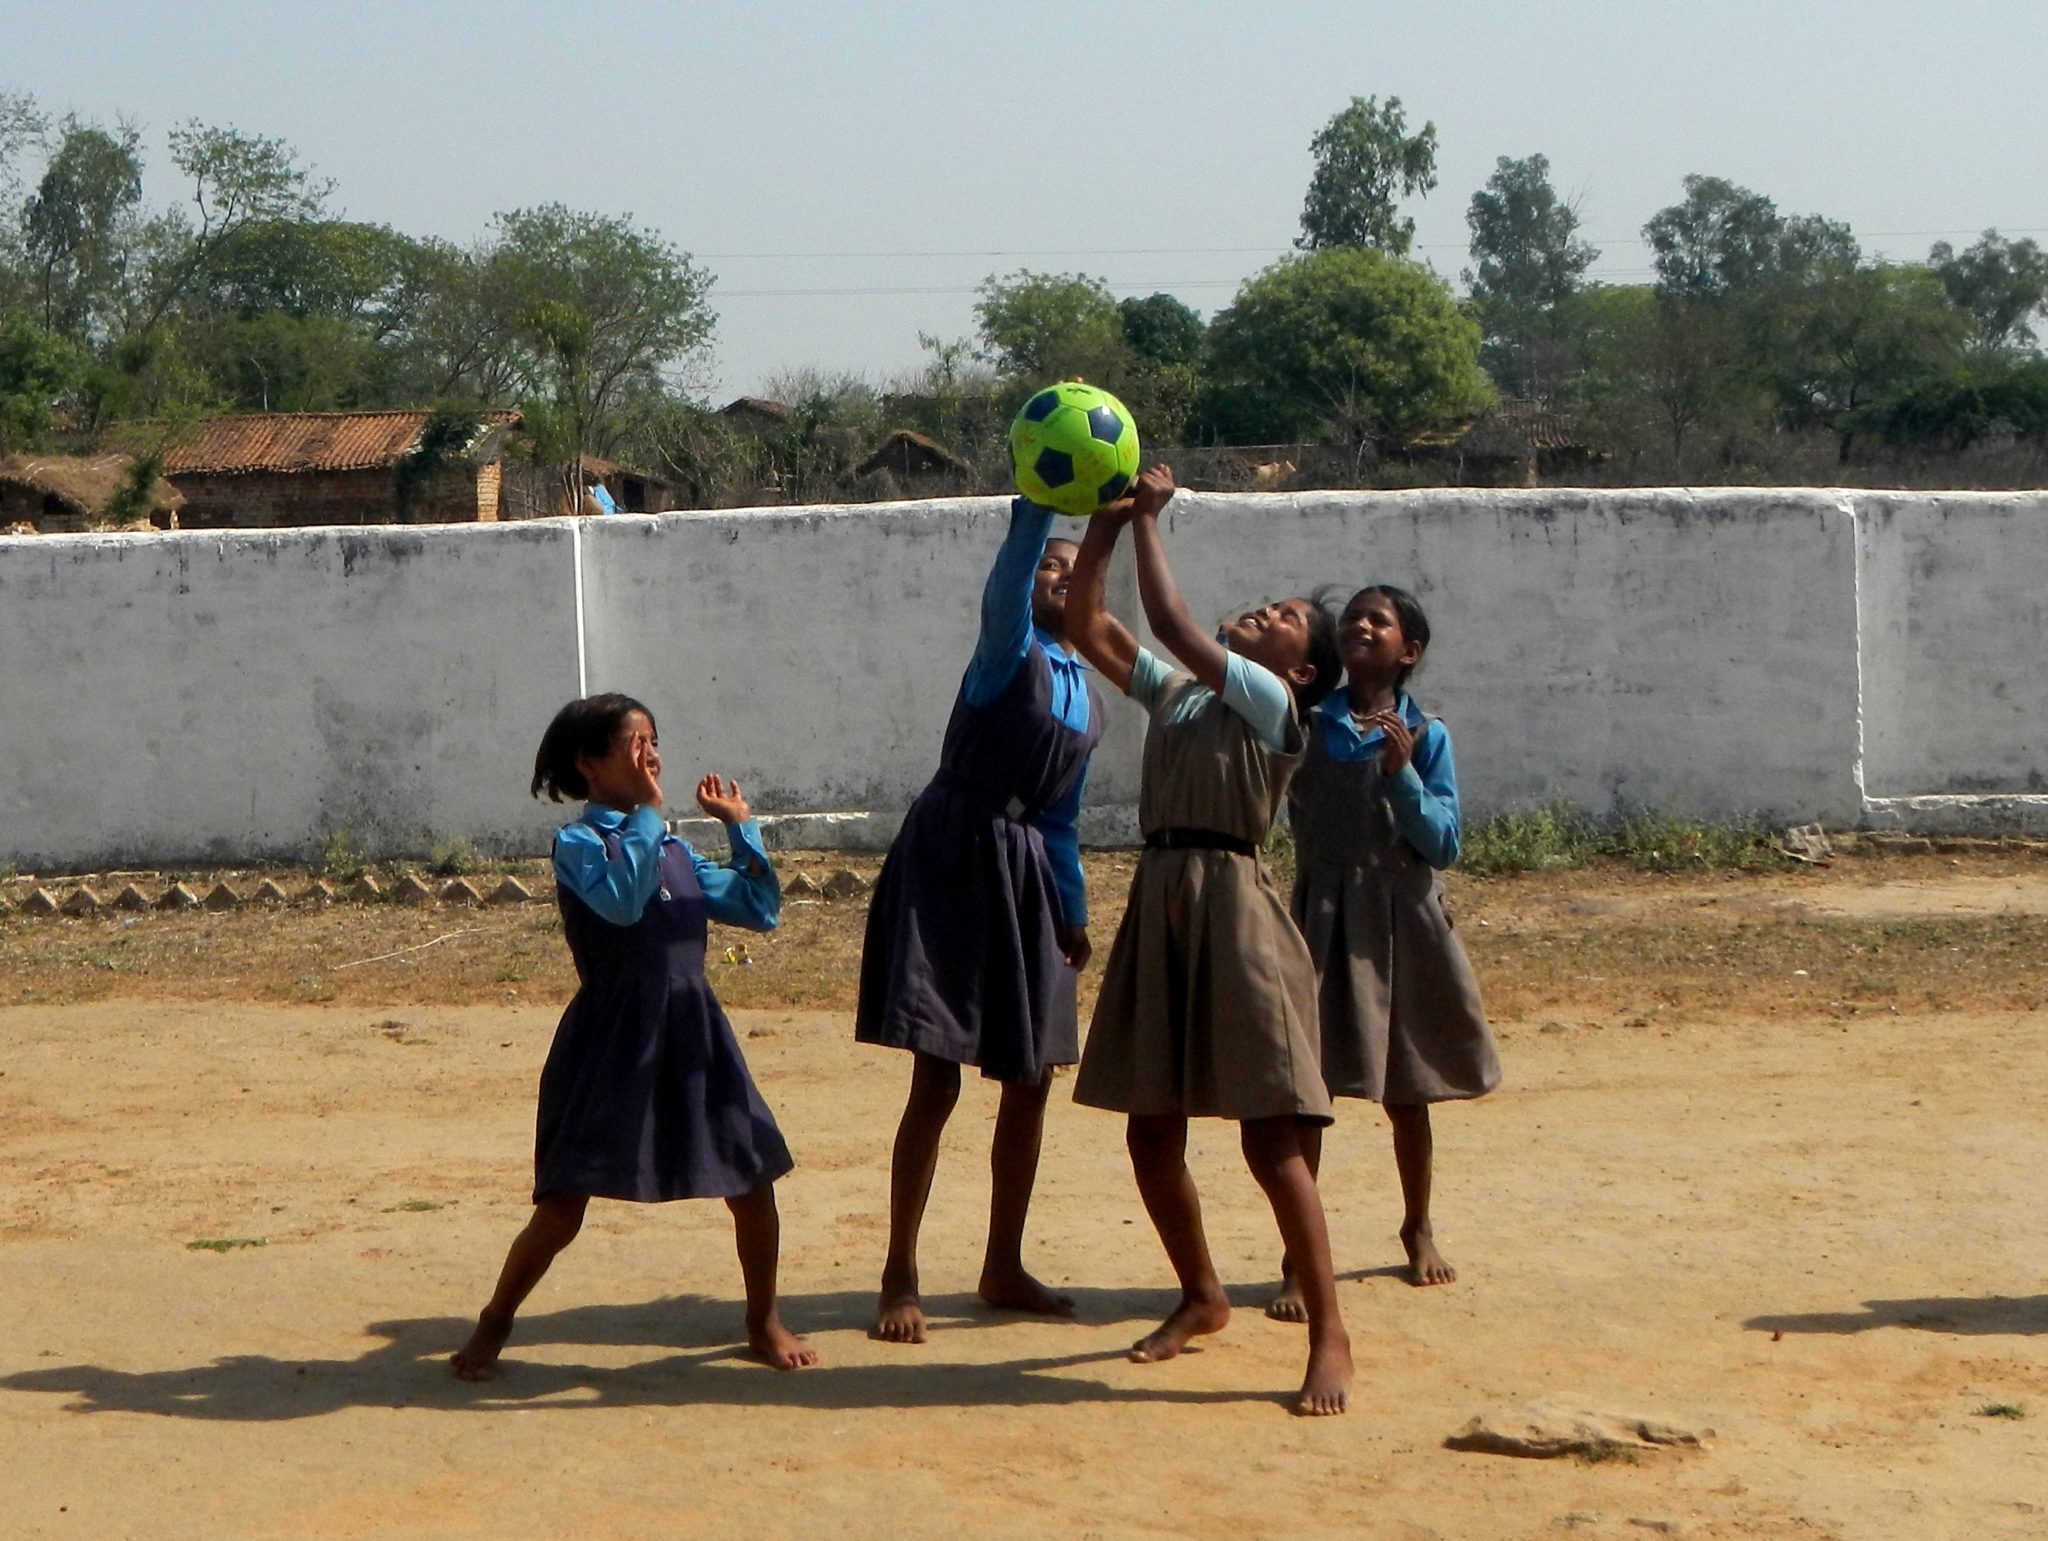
[698,227,2046,263]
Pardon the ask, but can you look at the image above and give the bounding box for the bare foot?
[1264,1265,1307,1324]
[873,1277,928,1344]
[1129,1289,1230,1363]
[1294,1329,1354,1416]
[978,1264,1077,1318]
[748,1313,819,1370]
[449,1311,513,1381]
[1401,1222,1457,1286]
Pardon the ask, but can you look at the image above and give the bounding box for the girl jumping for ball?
[1268,585,1499,1315]
[856,495,1105,1344]
[450,693,815,1379]
[1065,465,1354,1416]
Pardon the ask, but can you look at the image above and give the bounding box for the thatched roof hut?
[856,429,970,481]
[0,453,186,534]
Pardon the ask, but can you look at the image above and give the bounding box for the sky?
[8,0,2046,399]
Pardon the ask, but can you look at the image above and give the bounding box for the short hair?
[531,693,656,802]
[1349,584,1431,687]
[1295,591,1343,710]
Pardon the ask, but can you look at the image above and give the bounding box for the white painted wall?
[1,487,2042,869]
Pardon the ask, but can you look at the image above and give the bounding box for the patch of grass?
[383,1199,446,1213]
[428,836,481,877]
[1464,800,1785,876]
[1574,1442,1640,1465]
[1464,800,1597,875]
[294,973,336,1003]
[1977,1402,2027,1419]
[186,1236,267,1253]
[315,828,366,881]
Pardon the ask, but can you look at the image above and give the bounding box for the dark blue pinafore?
[535,831,792,1202]
[855,643,1104,1084]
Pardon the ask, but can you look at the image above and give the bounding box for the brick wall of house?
[170,468,485,528]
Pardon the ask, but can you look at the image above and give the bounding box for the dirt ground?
[2,850,2045,1538]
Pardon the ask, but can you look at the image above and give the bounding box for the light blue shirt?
[1127,645,1295,753]
[554,803,781,930]
[959,497,1093,928]
[1314,692,1463,869]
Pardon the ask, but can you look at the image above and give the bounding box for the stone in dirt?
[486,876,534,906]
[785,871,825,897]
[22,888,60,915]
[112,884,153,912]
[154,883,200,911]
[61,887,103,916]
[344,875,383,904]
[300,879,336,904]
[822,868,871,901]
[1445,1403,1712,1460]
[439,878,484,906]
[392,874,436,905]
[202,882,242,912]
[250,879,291,904]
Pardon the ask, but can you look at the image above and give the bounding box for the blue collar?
[1035,626,1091,670]
[1318,689,1424,752]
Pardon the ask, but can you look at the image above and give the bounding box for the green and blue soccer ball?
[1009,382,1142,517]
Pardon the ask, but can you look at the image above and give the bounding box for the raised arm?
[1126,471,1229,696]
[1064,502,1141,694]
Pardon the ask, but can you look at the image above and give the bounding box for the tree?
[478,204,715,488]
[128,121,331,341]
[1643,176,1788,301]
[1464,153,1600,399]
[1202,247,1490,444]
[1296,95,1437,255]
[1776,263,1968,459]
[1119,292,1205,367]
[20,117,144,344]
[0,320,85,452]
[1569,284,1758,466]
[1929,230,2048,353]
[973,269,1131,386]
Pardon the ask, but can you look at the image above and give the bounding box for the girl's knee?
[725,1180,779,1219]
[1125,1115,1185,1162]
[911,1054,964,1109]
[531,1195,587,1249]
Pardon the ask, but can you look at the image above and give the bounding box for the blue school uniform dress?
[855,499,1104,1085]
[1286,693,1498,1104]
[536,804,793,1202]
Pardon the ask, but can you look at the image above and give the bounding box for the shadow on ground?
[1745,1294,2048,1337]
[1,1284,1306,1421]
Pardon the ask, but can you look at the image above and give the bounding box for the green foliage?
[1297,95,1438,255]
[21,117,144,344]
[974,269,1131,387]
[428,835,481,876]
[104,445,165,524]
[1202,246,1491,443]
[0,320,86,452]
[186,1237,266,1252]
[1466,154,1599,399]
[1462,800,1784,876]
[393,406,486,521]
[314,827,366,880]
[1929,230,2048,353]
[1120,293,1205,367]
[1976,1403,2027,1420]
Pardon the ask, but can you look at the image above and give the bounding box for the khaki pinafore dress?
[1287,716,1499,1104]
[1075,671,1332,1124]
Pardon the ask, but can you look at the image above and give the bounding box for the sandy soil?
[3,953,2045,1538]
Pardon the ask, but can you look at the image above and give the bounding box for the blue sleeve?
[1035,762,1089,929]
[1385,721,1463,868]
[553,807,666,926]
[1127,646,1174,710]
[963,498,1057,707]
[689,818,782,931]
[1222,653,1296,753]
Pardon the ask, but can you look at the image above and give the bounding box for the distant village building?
[855,429,973,498]
[0,452,184,534]
[718,397,795,436]
[158,411,523,528]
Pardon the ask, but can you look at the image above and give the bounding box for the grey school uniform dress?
[1287,697,1499,1104]
[1075,658,1332,1125]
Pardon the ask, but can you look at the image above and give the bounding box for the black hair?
[531,693,657,802]
[1295,590,1343,711]
[1348,584,1432,688]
